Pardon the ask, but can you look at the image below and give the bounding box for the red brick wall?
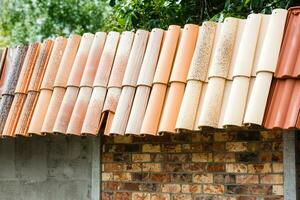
[101,131,283,200]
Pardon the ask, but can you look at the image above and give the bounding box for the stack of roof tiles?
[263,7,300,129]
[0,8,298,137]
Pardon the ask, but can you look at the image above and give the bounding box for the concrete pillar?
[283,131,297,200]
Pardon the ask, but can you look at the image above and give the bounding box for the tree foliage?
[0,0,297,46]
[0,0,106,45]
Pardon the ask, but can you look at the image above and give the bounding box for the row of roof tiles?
[0,7,299,137]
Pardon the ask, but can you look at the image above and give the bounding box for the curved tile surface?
[80,32,107,87]
[53,34,81,87]
[66,33,94,87]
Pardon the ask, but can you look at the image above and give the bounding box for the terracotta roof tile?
[67,87,93,135]
[12,40,54,137]
[0,95,14,135]
[153,25,181,84]
[53,34,81,87]
[159,82,186,134]
[93,32,120,87]
[169,24,199,83]
[41,87,65,133]
[275,7,300,78]
[81,86,106,135]
[2,45,28,95]
[109,86,135,135]
[15,43,40,94]
[140,83,167,135]
[136,28,164,86]
[122,30,149,87]
[126,86,151,135]
[53,86,79,134]
[14,91,39,136]
[66,33,94,87]
[0,45,28,135]
[80,32,106,87]
[27,40,54,92]
[264,79,300,129]
[158,24,199,134]
[232,14,261,77]
[176,80,203,131]
[28,89,52,135]
[2,93,26,137]
[102,87,121,113]
[107,31,135,88]
[40,37,67,90]
[0,48,9,95]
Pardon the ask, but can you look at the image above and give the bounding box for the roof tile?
[107,31,135,88]
[80,32,106,87]
[41,87,65,133]
[126,86,151,135]
[67,87,93,135]
[27,40,53,92]
[122,30,149,87]
[83,31,134,135]
[53,34,81,87]
[137,28,164,86]
[1,93,26,137]
[187,22,217,81]
[66,33,94,87]
[0,95,14,135]
[169,24,199,83]
[15,43,40,94]
[256,9,288,73]
[264,79,300,129]
[109,86,135,135]
[208,18,238,79]
[275,7,300,78]
[14,91,39,136]
[53,86,79,134]
[2,45,28,95]
[40,37,67,90]
[0,48,10,95]
[263,7,300,130]
[152,25,181,84]
[93,32,120,87]
[158,82,185,134]
[81,86,106,135]
[28,89,52,135]
[140,83,167,135]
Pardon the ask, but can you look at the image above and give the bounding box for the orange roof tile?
[264,7,300,130]
[0,45,28,135]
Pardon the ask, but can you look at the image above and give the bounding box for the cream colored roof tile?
[208,18,238,79]
[176,80,203,131]
[256,9,288,73]
[187,22,217,81]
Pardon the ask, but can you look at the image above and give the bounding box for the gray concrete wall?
[0,135,100,200]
